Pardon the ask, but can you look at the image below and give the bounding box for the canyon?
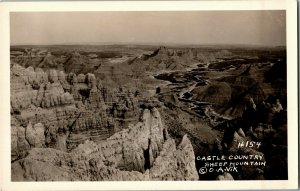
[10,45,287,180]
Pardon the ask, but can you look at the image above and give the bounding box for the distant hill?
[38,52,59,69]
[127,46,197,73]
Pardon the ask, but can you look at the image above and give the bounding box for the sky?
[10,11,286,46]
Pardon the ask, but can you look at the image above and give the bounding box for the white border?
[0,0,298,190]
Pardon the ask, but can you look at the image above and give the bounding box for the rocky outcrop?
[11,64,140,159]
[128,47,197,73]
[11,108,199,181]
[12,50,102,75]
[11,48,61,69]
[38,52,59,68]
[63,52,95,74]
[150,134,198,180]
[25,122,45,148]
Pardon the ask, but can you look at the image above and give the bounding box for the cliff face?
[11,108,199,181]
[11,63,140,160]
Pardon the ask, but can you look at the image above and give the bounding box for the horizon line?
[10,42,287,48]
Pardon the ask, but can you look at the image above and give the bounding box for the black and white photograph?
[0,0,298,190]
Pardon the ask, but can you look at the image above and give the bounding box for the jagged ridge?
[11,108,199,181]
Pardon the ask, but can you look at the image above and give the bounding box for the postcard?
[0,0,298,190]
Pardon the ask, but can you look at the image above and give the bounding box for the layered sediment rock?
[11,108,199,181]
[38,52,59,68]
[128,47,198,73]
[63,52,99,74]
[192,82,232,106]
[11,63,140,159]
[191,64,267,118]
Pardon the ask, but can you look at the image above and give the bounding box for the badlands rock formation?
[128,47,198,73]
[11,108,199,181]
[192,64,268,118]
[38,52,59,69]
[11,63,139,161]
[11,49,101,76]
[63,52,92,74]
